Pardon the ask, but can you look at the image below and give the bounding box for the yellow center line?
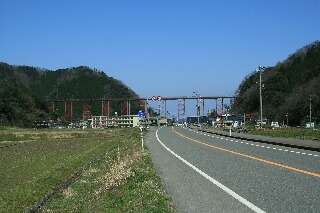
[172,127,320,178]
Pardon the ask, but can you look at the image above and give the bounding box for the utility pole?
[193,91,200,125]
[257,66,265,128]
[309,95,312,129]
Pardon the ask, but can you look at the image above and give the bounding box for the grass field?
[0,127,174,212]
[247,127,320,141]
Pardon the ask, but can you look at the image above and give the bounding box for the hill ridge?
[0,63,140,127]
[232,40,320,126]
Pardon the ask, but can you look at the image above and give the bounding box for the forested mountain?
[0,64,138,100]
[0,80,48,127]
[0,63,140,127]
[2,41,319,127]
[232,41,320,126]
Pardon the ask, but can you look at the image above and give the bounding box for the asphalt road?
[146,126,320,213]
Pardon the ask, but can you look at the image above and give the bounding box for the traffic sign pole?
[140,126,144,149]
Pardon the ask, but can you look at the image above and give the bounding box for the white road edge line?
[200,129,319,157]
[156,129,266,213]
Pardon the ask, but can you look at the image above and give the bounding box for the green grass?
[41,137,174,212]
[247,127,320,141]
[0,127,174,212]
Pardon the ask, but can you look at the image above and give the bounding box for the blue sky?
[1,0,320,116]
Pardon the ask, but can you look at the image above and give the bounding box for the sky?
[1,0,320,117]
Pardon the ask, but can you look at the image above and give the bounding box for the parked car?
[256,119,267,127]
[271,121,280,128]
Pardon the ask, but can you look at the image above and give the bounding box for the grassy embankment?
[247,127,320,141]
[0,127,174,212]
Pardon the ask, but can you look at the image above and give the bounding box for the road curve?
[146,126,320,213]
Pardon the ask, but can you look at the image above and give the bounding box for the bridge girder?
[46,96,237,122]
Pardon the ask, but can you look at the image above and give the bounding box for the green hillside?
[0,63,140,127]
[232,41,320,126]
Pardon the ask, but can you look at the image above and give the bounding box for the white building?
[91,115,140,128]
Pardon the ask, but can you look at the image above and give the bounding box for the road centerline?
[173,127,320,178]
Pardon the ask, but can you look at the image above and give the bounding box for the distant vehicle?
[167,118,175,126]
[34,120,49,128]
[149,117,158,126]
[271,121,280,128]
[158,117,167,126]
[256,119,267,126]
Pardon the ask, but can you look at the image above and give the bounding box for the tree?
[231,41,320,126]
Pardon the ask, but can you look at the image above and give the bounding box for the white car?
[271,121,280,128]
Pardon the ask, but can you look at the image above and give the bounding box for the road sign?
[151,96,162,101]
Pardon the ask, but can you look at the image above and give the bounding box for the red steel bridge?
[47,96,236,122]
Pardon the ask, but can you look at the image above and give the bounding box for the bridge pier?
[178,99,186,122]
[64,101,73,122]
[47,102,55,114]
[82,101,92,120]
[101,100,110,116]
